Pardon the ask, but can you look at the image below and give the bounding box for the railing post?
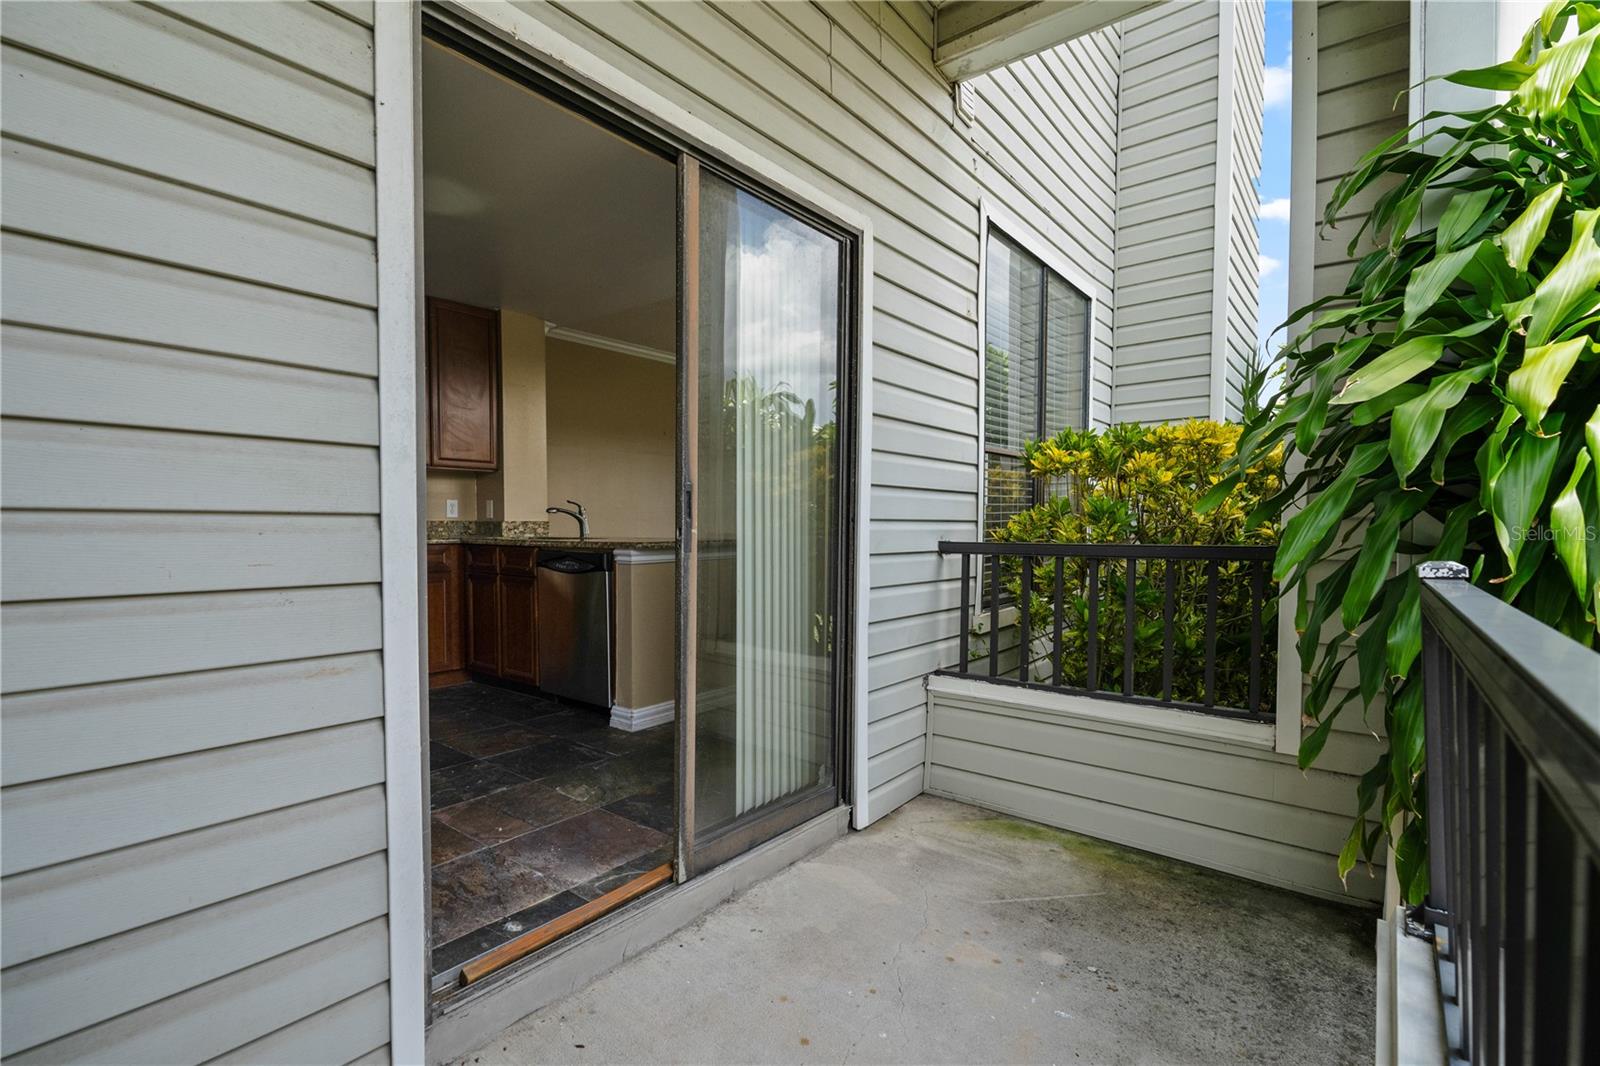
[1419,561,1468,927]
[988,551,1000,678]
[1019,557,1033,683]
[957,551,971,674]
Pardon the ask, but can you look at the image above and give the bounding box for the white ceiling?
[421,41,676,351]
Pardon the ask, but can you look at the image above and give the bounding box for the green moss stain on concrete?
[951,816,1159,871]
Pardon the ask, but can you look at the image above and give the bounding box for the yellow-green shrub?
[981,420,1283,713]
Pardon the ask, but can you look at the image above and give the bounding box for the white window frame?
[974,199,1099,540]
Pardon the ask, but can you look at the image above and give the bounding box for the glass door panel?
[679,159,845,875]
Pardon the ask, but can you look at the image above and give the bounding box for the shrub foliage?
[985,421,1283,712]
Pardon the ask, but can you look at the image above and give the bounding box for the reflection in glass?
[695,172,840,835]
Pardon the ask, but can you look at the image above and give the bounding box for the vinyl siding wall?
[1223,0,1265,419]
[0,2,391,1062]
[924,677,1385,903]
[1110,0,1263,423]
[1112,1,1221,422]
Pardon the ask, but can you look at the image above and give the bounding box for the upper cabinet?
[427,297,500,470]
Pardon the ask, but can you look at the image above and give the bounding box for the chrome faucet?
[546,499,588,539]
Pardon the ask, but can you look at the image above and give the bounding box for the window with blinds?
[982,231,1090,533]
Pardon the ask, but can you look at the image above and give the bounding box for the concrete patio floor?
[453,796,1376,1065]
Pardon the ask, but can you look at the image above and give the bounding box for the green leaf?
[1524,207,1600,347]
[1299,559,1356,671]
[1356,582,1402,707]
[1386,573,1422,679]
[1586,402,1600,473]
[1334,336,1447,406]
[1436,191,1495,253]
[1552,450,1593,603]
[1194,473,1241,515]
[1445,59,1536,90]
[1507,336,1589,430]
[1342,502,1405,632]
[1337,820,1365,883]
[1395,814,1429,906]
[1300,713,1339,772]
[1298,336,1372,452]
[1491,429,1564,571]
[1352,382,1427,426]
[1515,23,1600,117]
[1275,442,1389,581]
[1391,364,1494,481]
[1501,183,1564,272]
[1388,681,1425,796]
[1431,395,1500,484]
[1400,243,1483,332]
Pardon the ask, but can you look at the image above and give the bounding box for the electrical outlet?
[445,499,459,518]
[485,499,495,519]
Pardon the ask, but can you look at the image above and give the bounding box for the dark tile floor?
[428,683,673,981]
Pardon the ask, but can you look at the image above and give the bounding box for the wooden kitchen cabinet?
[426,544,466,687]
[465,546,501,677]
[497,547,539,686]
[427,297,499,470]
[463,546,539,688]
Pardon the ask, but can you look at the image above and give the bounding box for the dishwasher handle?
[537,551,612,574]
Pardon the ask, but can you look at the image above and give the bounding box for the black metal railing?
[936,541,1278,720]
[1417,561,1600,1065]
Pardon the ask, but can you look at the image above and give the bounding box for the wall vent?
[956,80,979,123]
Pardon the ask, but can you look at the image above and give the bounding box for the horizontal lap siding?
[1314,0,1410,296]
[913,32,1119,815]
[0,4,388,1062]
[1112,2,1222,423]
[1223,0,1265,419]
[925,680,1384,903]
[475,1,1119,825]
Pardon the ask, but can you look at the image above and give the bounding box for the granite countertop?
[443,535,676,552]
[426,521,673,552]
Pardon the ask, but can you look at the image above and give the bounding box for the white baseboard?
[610,699,675,732]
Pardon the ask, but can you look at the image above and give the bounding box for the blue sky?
[1256,0,1292,354]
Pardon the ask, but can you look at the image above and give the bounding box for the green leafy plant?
[984,420,1282,712]
[1208,2,1600,902]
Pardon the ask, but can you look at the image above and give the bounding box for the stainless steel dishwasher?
[535,550,614,707]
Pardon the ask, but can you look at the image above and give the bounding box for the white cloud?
[1263,55,1291,109]
[1259,197,1292,222]
[1258,253,1281,278]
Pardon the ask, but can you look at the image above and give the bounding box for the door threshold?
[459,863,672,986]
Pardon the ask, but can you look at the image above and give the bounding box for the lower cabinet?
[463,545,538,687]
[427,545,466,687]
[497,548,539,686]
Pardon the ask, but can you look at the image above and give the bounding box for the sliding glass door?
[678,158,849,876]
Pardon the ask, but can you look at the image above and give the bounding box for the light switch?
[485,499,495,519]
[445,499,459,518]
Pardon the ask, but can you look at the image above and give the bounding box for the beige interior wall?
[544,338,675,538]
[425,470,480,521]
[423,325,673,531]
[477,309,548,522]
[615,559,676,708]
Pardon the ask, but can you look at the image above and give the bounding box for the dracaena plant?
[1206,2,1600,903]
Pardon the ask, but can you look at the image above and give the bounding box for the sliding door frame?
[412,0,875,991]
[677,156,860,878]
